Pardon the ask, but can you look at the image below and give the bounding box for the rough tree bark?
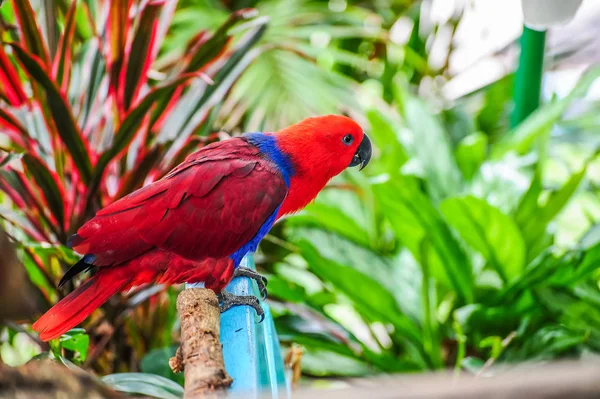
[0,360,124,399]
[170,288,232,399]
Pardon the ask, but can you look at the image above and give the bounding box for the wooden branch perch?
[170,288,232,398]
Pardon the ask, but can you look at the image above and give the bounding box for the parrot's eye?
[342,134,354,145]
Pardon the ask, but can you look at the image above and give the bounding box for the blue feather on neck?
[228,133,295,267]
[244,132,295,187]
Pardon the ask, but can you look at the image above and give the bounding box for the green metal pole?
[511,26,546,127]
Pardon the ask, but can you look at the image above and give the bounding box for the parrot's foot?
[217,291,265,322]
[234,266,268,300]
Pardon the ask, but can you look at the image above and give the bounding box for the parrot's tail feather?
[58,255,95,288]
[32,270,130,341]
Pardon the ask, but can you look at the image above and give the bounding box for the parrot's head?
[274,115,372,217]
[276,114,372,176]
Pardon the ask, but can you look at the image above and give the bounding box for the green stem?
[511,26,546,128]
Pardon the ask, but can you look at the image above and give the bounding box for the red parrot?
[32,115,371,341]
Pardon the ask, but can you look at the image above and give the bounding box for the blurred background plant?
[1,0,600,395]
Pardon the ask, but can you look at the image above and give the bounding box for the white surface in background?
[420,0,600,100]
[521,0,584,30]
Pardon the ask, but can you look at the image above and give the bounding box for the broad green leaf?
[286,226,422,322]
[11,0,50,67]
[59,329,89,364]
[505,324,587,362]
[365,109,409,175]
[569,242,600,284]
[301,348,373,377]
[141,346,184,386]
[393,74,462,202]
[374,177,474,303]
[287,203,371,248]
[440,195,526,282]
[455,132,488,181]
[102,373,183,399]
[492,66,600,158]
[540,287,600,334]
[454,294,533,334]
[500,243,600,301]
[515,166,586,260]
[10,44,93,183]
[297,240,423,348]
[266,274,310,303]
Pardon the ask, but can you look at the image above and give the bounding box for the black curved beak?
[349,134,372,171]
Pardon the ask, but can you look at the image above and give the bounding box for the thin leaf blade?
[10,44,93,183]
[121,0,164,110]
[0,44,28,106]
[11,0,51,67]
[22,154,66,235]
[52,0,78,93]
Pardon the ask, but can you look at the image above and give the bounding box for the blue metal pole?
[187,254,290,397]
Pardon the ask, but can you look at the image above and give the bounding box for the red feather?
[34,138,287,341]
[72,138,286,266]
[33,115,366,342]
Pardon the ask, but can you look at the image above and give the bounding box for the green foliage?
[1,0,600,389]
[57,329,89,364]
[0,0,265,376]
[267,65,600,377]
[102,373,184,399]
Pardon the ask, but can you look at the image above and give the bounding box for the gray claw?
[217,291,265,322]
[234,267,268,300]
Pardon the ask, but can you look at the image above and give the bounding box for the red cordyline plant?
[0,0,267,370]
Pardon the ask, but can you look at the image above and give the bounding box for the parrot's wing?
[70,138,288,266]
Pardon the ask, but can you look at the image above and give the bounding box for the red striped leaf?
[87,72,200,197]
[9,44,93,184]
[107,0,133,111]
[11,0,51,67]
[52,0,78,93]
[148,9,258,129]
[186,9,258,73]
[0,107,30,148]
[115,145,164,198]
[0,170,54,241]
[22,154,66,236]
[120,0,164,110]
[0,44,28,106]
